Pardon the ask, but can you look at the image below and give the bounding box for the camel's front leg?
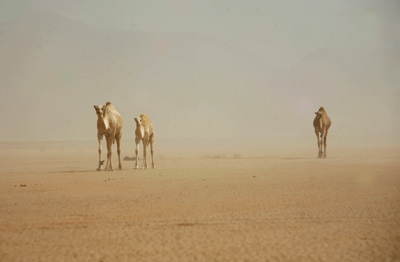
[142,139,148,169]
[315,131,322,158]
[105,136,113,171]
[150,135,155,168]
[116,134,122,170]
[318,135,323,158]
[97,133,104,171]
[320,130,326,159]
[135,138,140,169]
[323,131,328,158]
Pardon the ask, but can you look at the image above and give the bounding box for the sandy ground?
[0,136,400,261]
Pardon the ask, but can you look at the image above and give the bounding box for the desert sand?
[1,136,399,262]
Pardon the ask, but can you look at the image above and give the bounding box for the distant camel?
[134,114,155,169]
[93,102,123,171]
[313,106,331,158]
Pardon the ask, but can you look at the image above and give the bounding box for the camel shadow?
[280,157,307,160]
[48,170,100,174]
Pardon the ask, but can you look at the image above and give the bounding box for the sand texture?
[1,137,400,261]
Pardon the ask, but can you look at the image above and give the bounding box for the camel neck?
[97,114,109,130]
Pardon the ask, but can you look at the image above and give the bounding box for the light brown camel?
[93,102,123,171]
[313,106,331,158]
[134,114,155,169]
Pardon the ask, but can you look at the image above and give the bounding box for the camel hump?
[318,106,326,114]
[140,113,149,119]
[140,114,151,124]
[105,102,116,112]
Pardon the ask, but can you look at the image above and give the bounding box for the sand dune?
[0,136,399,261]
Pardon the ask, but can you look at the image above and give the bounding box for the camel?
[93,102,123,171]
[313,106,331,158]
[134,114,155,169]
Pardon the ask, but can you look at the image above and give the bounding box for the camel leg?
[320,130,326,159]
[319,134,323,158]
[135,138,140,169]
[97,133,104,171]
[142,139,148,169]
[323,131,328,158]
[150,134,155,169]
[109,137,114,171]
[315,131,322,158]
[116,133,122,170]
[105,136,113,171]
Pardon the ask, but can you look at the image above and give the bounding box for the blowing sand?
[0,136,399,261]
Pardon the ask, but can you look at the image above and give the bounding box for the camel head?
[94,105,105,116]
[315,106,325,116]
[134,117,142,128]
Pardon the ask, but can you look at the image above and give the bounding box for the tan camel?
[93,102,123,171]
[134,114,155,169]
[313,106,331,158]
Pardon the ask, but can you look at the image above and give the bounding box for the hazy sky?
[0,0,399,141]
[1,0,398,67]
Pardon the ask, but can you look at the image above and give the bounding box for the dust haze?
[0,0,399,142]
[1,2,400,261]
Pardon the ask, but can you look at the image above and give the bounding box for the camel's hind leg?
[97,133,104,171]
[150,133,155,168]
[116,133,122,170]
[135,138,140,169]
[105,136,113,171]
